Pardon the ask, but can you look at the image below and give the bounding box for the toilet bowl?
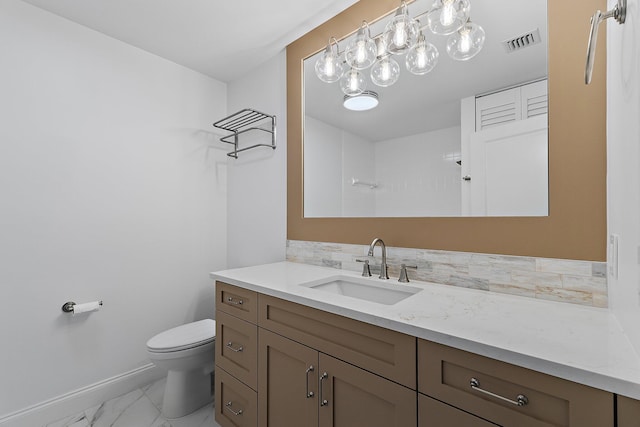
[146,319,216,419]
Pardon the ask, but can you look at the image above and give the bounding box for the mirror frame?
[287,0,606,261]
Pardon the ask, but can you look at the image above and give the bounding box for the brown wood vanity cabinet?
[214,281,618,427]
[417,340,614,427]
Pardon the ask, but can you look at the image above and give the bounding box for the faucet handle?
[356,258,372,277]
[398,264,418,283]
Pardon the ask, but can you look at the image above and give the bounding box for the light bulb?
[326,57,336,76]
[440,0,455,26]
[315,39,344,83]
[393,21,407,47]
[416,47,427,69]
[356,41,367,64]
[458,28,471,54]
[381,62,391,81]
[371,56,400,87]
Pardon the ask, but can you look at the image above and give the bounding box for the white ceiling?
[20,0,547,141]
[20,0,359,82]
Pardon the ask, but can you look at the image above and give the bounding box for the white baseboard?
[0,364,164,427]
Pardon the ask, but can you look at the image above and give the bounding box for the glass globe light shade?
[405,33,439,75]
[446,21,485,61]
[340,68,366,96]
[345,24,377,70]
[383,3,419,55]
[426,0,470,35]
[371,56,400,87]
[315,41,344,83]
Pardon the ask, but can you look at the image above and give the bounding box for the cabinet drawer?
[419,394,499,426]
[258,294,415,388]
[216,281,258,323]
[418,340,613,427]
[215,367,257,427]
[216,311,258,391]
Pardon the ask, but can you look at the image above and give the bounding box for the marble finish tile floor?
[45,379,221,427]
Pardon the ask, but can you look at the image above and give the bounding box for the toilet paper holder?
[61,300,103,313]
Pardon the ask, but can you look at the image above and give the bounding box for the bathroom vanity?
[211,262,640,427]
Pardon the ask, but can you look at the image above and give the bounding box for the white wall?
[303,117,460,218]
[607,0,640,353]
[226,52,287,268]
[341,130,376,216]
[375,126,461,216]
[304,116,344,216]
[304,116,376,217]
[0,0,227,421]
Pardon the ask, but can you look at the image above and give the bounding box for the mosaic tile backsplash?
[286,240,608,308]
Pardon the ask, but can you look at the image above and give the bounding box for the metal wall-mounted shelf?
[213,108,276,159]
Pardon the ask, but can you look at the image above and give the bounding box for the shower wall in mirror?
[303,0,548,218]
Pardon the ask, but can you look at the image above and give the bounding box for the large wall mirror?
[288,0,606,261]
[304,0,548,218]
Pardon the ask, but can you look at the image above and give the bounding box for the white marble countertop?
[210,261,640,399]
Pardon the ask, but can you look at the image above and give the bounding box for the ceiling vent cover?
[502,28,542,53]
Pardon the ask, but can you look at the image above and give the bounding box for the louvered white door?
[474,80,548,131]
[469,115,548,216]
[521,80,548,119]
[475,87,520,130]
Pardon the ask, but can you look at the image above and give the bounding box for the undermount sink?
[300,276,422,305]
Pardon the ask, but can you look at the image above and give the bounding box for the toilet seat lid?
[147,319,216,352]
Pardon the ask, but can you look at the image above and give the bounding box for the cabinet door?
[318,353,416,427]
[618,395,640,427]
[258,328,318,427]
[419,394,500,427]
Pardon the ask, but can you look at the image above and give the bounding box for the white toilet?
[146,319,216,419]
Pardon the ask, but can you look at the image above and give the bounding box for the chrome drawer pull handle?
[305,365,315,398]
[225,401,243,416]
[227,297,243,305]
[226,341,244,352]
[470,378,529,407]
[320,372,329,406]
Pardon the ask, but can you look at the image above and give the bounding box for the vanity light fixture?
[343,91,379,111]
[314,0,484,105]
[446,19,485,60]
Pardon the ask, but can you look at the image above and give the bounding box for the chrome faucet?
[368,237,389,280]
